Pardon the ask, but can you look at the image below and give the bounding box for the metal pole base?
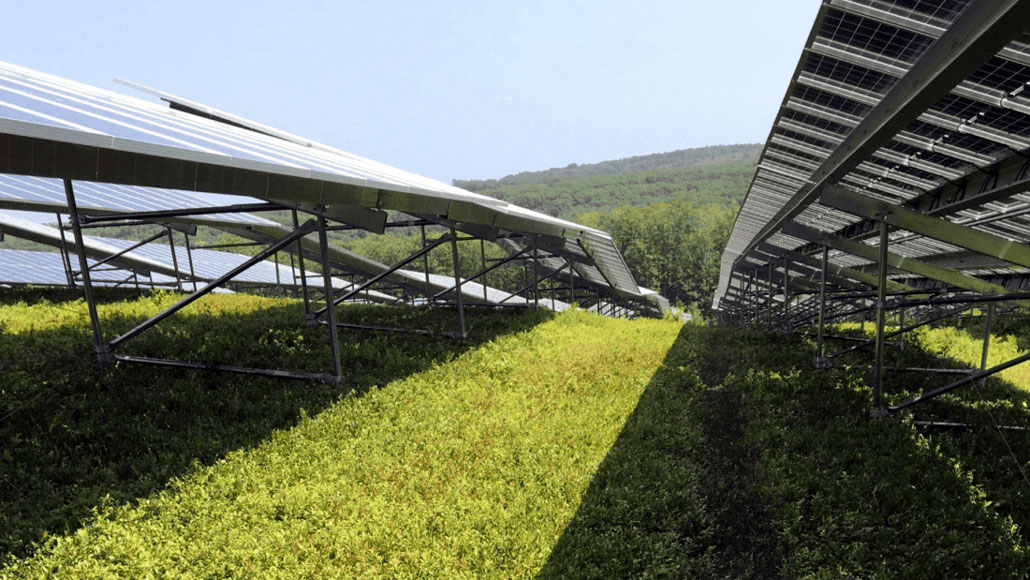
[813,356,831,370]
[94,343,116,367]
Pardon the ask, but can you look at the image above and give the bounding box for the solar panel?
[0,174,276,226]
[715,0,1030,314]
[0,60,658,309]
[0,248,178,288]
[0,211,405,300]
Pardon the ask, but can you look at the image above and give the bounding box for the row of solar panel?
[715,0,1030,310]
[0,59,654,307]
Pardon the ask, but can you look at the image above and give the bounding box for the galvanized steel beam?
[782,221,1022,299]
[819,185,1030,268]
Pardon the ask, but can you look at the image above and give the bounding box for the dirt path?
[699,332,781,579]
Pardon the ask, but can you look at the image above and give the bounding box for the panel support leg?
[872,221,889,415]
[291,210,312,319]
[980,302,994,386]
[782,255,791,333]
[815,245,830,369]
[449,228,467,339]
[183,231,198,292]
[63,179,112,365]
[421,225,432,304]
[317,215,343,384]
[166,227,182,292]
[766,262,774,330]
[480,239,488,302]
[56,213,75,287]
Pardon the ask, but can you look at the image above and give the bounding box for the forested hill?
[454,143,760,191]
[450,144,759,220]
[457,161,757,220]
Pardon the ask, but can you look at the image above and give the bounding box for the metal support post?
[165,227,183,292]
[532,237,540,307]
[872,221,889,414]
[782,256,791,333]
[767,262,774,330]
[420,225,432,303]
[63,179,111,365]
[749,271,757,324]
[291,210,312,318]
[898,308,905,350]
[480,239,488,302]
[980,302,994,386]
[317,216,343,383]
[55,213,75,287]
[274,251,282,293]
[183,231,198,292]
[569,262,575,305]
[815,245,830,369]
[450,229,467,339]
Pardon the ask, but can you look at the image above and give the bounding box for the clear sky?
[4,0,820,184]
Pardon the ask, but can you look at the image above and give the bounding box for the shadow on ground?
[819,325,1030,538]
[0,297,550,562]
[535,325,782,579]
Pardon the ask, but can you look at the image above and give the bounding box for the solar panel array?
[714,0,1030,315]
[0,60,657,310]
[0,248,177,288]
[0,175,275,226]
[0,211,394,296]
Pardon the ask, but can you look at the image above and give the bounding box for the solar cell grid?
[791,86,870,121]
[767,143,824,165]
[822,8,934,64]
[0,175,276,225]
[977,105,1030,137]
[807,54,899,98]
[0,60,661,311]
[872,0,970,26]
[967,57,1030,93]
[0,248,179,287]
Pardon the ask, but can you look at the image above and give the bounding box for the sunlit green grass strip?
[1,310,680,579]
[835,320,1030,392]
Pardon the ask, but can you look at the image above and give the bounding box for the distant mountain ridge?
[453,143,761,192]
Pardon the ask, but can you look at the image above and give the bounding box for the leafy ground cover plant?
[718,327,1030,578]
[1,295,683,578]
[0,292,550,565]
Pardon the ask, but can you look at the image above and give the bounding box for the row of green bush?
[1,293,684,577]
[715,326,1030,577]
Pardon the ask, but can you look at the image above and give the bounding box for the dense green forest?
[579,201,738,309]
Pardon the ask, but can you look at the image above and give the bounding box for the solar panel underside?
[715,0,1030,310]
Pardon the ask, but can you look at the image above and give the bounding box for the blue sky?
[4,0,819,183]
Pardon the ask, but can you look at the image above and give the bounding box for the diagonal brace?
[110,220,317,349]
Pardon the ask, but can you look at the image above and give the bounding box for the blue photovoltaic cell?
[97,236,299,287]
[0,175,276,225]
[0,248,178,287]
